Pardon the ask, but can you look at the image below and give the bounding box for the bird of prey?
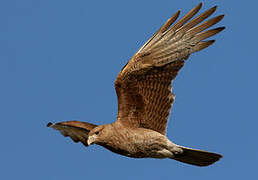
[47,3,225,167]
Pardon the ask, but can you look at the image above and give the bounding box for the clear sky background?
[1,0,257,179]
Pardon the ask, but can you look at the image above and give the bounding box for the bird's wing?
[114,3,224,135]
[47,121,97,146]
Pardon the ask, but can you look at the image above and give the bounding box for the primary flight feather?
[47,3,225,166]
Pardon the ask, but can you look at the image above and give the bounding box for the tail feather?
[172,146,222,167]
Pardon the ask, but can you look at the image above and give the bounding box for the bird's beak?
[87,134,97,146]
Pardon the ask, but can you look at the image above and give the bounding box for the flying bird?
[47,3,225,166]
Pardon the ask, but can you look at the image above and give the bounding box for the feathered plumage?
[48,3,224,166]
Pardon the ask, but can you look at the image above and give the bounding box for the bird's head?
[87,125,106,146]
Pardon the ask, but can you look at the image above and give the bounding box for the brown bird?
[47,3,225,166]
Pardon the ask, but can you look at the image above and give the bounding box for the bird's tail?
[171,146,222,166]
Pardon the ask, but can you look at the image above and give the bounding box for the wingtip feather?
[192,40,215,53]
[169,2,203,32]
[197,2,203,9]
[160,10,181,33]
[211,5,218,11]
[47,122,53,127]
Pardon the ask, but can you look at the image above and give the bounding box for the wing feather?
[47,121,97,146]
[136,10,181,54]
[115,4,225,135]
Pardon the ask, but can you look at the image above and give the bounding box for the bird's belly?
[101,132,172,158]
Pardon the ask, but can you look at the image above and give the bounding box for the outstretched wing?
[114,3,224,135]
[47,121,97,146]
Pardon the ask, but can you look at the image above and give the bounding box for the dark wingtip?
[47,122,53,127]
[218,153,223,159]
[218,14,225,21]
[198,2,203,9]
[219,26,226,32]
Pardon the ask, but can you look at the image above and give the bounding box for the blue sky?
[1,0,257,179]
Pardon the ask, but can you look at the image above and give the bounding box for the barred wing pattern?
[115,3,224,135]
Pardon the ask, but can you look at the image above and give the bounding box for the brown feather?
[47,121,97,146]
[192,40,215,53]
[167,3,202,34]
[115,4,225,135]
[173,147,223,166]
[136,10,181,54]
[180,6,217,33]
[147,3,203,53]
[193,27,225,42]
[186,15,225,36]
[47,4,224,167]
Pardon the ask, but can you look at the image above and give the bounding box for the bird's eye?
[95,131,99,135]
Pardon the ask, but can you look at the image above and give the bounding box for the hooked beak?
[87,134,97,146]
